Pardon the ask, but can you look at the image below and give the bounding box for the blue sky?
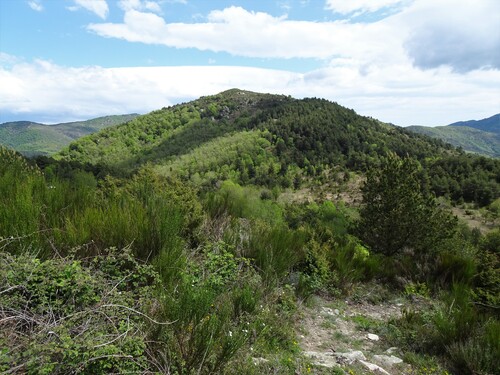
[1,0,499,125]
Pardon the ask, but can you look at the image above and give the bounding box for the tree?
[357,154,456,257]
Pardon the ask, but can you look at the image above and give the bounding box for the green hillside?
[59,89,452,175]
[407,124,500,158]
[2,90,499,374]
[0,114,138,156]
[59,89,499,206]
[449,113,500,134]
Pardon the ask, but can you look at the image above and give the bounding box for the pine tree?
[357,154,456,257]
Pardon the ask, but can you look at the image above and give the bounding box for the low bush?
[0,248,158,374]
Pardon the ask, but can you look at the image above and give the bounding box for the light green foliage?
[0,151,199,260]
[487,197,500,217]
[297,240,336,298]
[245,223,306,285]
[190,241,245,290]
[206,180,284,224]
[351,315,382,332]
[0,248,158,374]
[404,282,430,298]
[156,131,284,188]
[59,106,201,167]
[150,240,264,374]
[329,236,380,292]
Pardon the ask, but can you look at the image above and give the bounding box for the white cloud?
[86,2,499,73]
[0,59,296,123]
[88,6,400,64]
[27,0,43,12]
[2,2,499,125]
[325,0,405,15]
[118,0,162,14]
[72,0,109,19]
[1,58,498,126]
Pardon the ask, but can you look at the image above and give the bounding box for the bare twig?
[99,304,176,326]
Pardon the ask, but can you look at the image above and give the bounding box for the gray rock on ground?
[373,354,403,368]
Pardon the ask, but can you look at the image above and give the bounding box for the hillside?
[0,114,138,156]
[59,89,453,175]
[449,113,500,134]
[406,114,500,158]
[59,89,499,206]
[2,90,499,374]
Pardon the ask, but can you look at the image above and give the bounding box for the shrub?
[245,223,306,285]
[447,319,500,375]
[149,240,263,374]
[0,248,159,374]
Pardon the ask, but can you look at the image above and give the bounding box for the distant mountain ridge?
[406,114,500,158]
[449,113,499,134]
[0,114,139,156]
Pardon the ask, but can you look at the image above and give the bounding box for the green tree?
[357,154,456,257]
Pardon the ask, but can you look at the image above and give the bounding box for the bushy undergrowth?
[1,147,499,374]
[0,149,200,260]
[389,282,499,375]
[0,248,158,374]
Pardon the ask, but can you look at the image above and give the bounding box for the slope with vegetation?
[0,114,138,156]
[1,90,499,374]
[60,89,499,207]
[406,114,500,158]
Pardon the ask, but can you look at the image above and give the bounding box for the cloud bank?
[1,56,498,126]
[87,1,500,72]
[2,1,499,125]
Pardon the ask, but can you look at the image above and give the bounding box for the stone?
[321,307,335,316]
[334,309,340,315]
[359,360,391,375]
[373,354,403,367]
[335,350,366,364]
[367,333,380,341]
[385,347,399,354]
[303,351,339,368]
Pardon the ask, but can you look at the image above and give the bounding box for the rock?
[367,333,380,341]
[359,360,391,375]
[335,350,366,364]
[321,307,335,316]
[373,354,403,367]
[385,347,399,354]
[334,309,340,315]
[303,351,339,368]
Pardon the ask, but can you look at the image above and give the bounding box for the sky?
[0,0,499,126]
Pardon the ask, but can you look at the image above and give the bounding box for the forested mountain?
[449,113,500,134]
[59,89,499,206]
[407,114,500,158]
[0,114,138,156]
[2,90,499,374]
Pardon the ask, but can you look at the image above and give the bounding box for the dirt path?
[296,293,414,374]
